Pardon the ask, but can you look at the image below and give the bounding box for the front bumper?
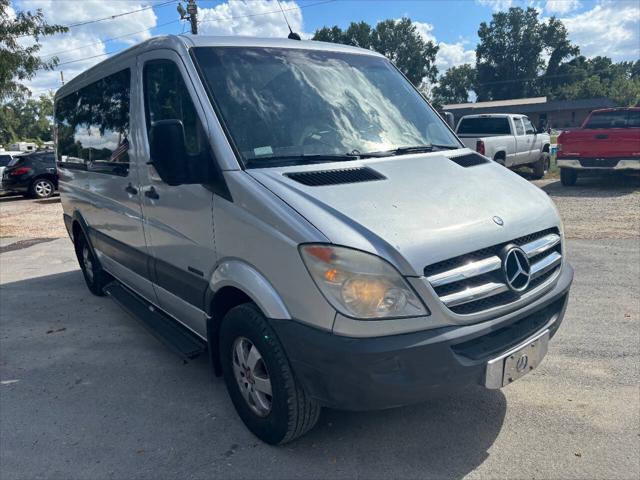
[558,158,640,170]
[271,263,573,411]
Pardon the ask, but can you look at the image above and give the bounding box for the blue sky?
[10,0,640,94]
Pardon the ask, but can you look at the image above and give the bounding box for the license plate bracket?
[485,329,549,388]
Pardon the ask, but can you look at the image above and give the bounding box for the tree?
[313,18,439,87]
[475,7,579,101]
[0,0,67,100]
[0,93,54,145]
[432,64,476,106]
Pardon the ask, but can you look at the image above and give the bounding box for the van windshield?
[193,47,460,168]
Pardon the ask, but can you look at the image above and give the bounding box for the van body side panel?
[213,172,336,332]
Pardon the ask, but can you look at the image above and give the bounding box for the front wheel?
[30,178,55,198]
[531,153,550,179]
[560,168,578,186]
[220,303,320,445]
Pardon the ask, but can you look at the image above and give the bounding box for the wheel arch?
[204,260,292,376]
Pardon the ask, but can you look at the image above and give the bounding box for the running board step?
[104,282,206,361]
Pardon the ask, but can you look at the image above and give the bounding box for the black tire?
[531,153,549,179]
[220,303,320,445]
[29,178,55,198]
[560,168,578,186]
[74,232,111,296]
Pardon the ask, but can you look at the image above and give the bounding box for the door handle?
[595,134,608,139]
[145,186,159,200]
[125,183,138,195]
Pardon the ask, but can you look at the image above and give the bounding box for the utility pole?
[177,0,198,35]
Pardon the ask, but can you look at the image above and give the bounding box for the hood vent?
[284,167,386,186]
[449,152,489,167]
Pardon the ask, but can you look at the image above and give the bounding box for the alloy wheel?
[232,336,273,417]
[34,180,53,198]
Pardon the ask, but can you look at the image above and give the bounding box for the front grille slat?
[425,228,562,315]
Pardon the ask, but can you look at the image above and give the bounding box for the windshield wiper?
[360,144,460,158]
[244,153,360,168]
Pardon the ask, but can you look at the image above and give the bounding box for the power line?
[50,0,335,68]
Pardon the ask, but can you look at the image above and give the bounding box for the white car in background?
[456,114,551,178]
[0,151,24,191]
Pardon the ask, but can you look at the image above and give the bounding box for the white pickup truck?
[456,114,551,178]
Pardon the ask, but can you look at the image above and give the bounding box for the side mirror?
[149,119,188,186]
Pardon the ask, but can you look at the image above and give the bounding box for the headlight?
[299,244,428,319]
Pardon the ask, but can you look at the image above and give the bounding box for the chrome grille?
[425,228,562,315]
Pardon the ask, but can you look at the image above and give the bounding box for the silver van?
[56,35,573,444]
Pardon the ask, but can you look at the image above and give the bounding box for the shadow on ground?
[540,173,640,198]
[1,269,507,479]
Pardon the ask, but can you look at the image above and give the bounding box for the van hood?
[247,151,560,276]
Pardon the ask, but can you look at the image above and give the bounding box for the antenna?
[276,0,301,40]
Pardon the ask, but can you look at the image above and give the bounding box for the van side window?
[143,60,208,157]
[55,69,131,176]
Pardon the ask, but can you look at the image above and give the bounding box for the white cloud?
[437,42,476,70]
[561,0,640,60]
[13,0,158,95]
[198,0,304,38]
[545,0,581,14]
[476,0,515,11]
[412,20,436,42]
[412,21,475,72]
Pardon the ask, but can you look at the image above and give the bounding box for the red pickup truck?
[556,107,640,186]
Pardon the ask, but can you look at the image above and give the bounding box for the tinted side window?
[585,111,627,129]
[143,60,208,157]
[55,69,131,176]
[0,155,12,167]
[457,117,511,135]
[626,110,640,128]
[514,119,525,135]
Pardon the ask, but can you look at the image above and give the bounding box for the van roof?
[56,35,383,100]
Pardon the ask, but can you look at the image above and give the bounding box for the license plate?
[485,330,549,388]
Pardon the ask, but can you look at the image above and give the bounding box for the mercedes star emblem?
[502,246,531,292]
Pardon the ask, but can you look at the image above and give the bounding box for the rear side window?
[457,117,511,135]
[626,110,640,128]
[584,111,628,129]
[56,69,131,176]
[0,155,12,167]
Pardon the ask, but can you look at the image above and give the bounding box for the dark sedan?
[1,151,58,198]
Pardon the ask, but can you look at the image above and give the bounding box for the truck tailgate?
[559,129,640,158]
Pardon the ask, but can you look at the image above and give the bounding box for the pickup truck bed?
[557,108,640,186]
[456,114,551,179]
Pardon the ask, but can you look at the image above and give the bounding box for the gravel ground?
[533,174,640,240]
[0,195,67,239]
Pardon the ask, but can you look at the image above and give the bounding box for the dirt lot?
[0,194,67,239]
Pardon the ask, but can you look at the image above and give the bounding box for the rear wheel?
[531,153,550,179]
[220,303,320,445]
[560,168,578,186]
[74,231,111,296]
[30,178,55,198]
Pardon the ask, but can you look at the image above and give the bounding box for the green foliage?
[432,64,476,106]
[0,0,67,100]
[313,18,439,87]
[475,7,579,101]
[0,93,54,145]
